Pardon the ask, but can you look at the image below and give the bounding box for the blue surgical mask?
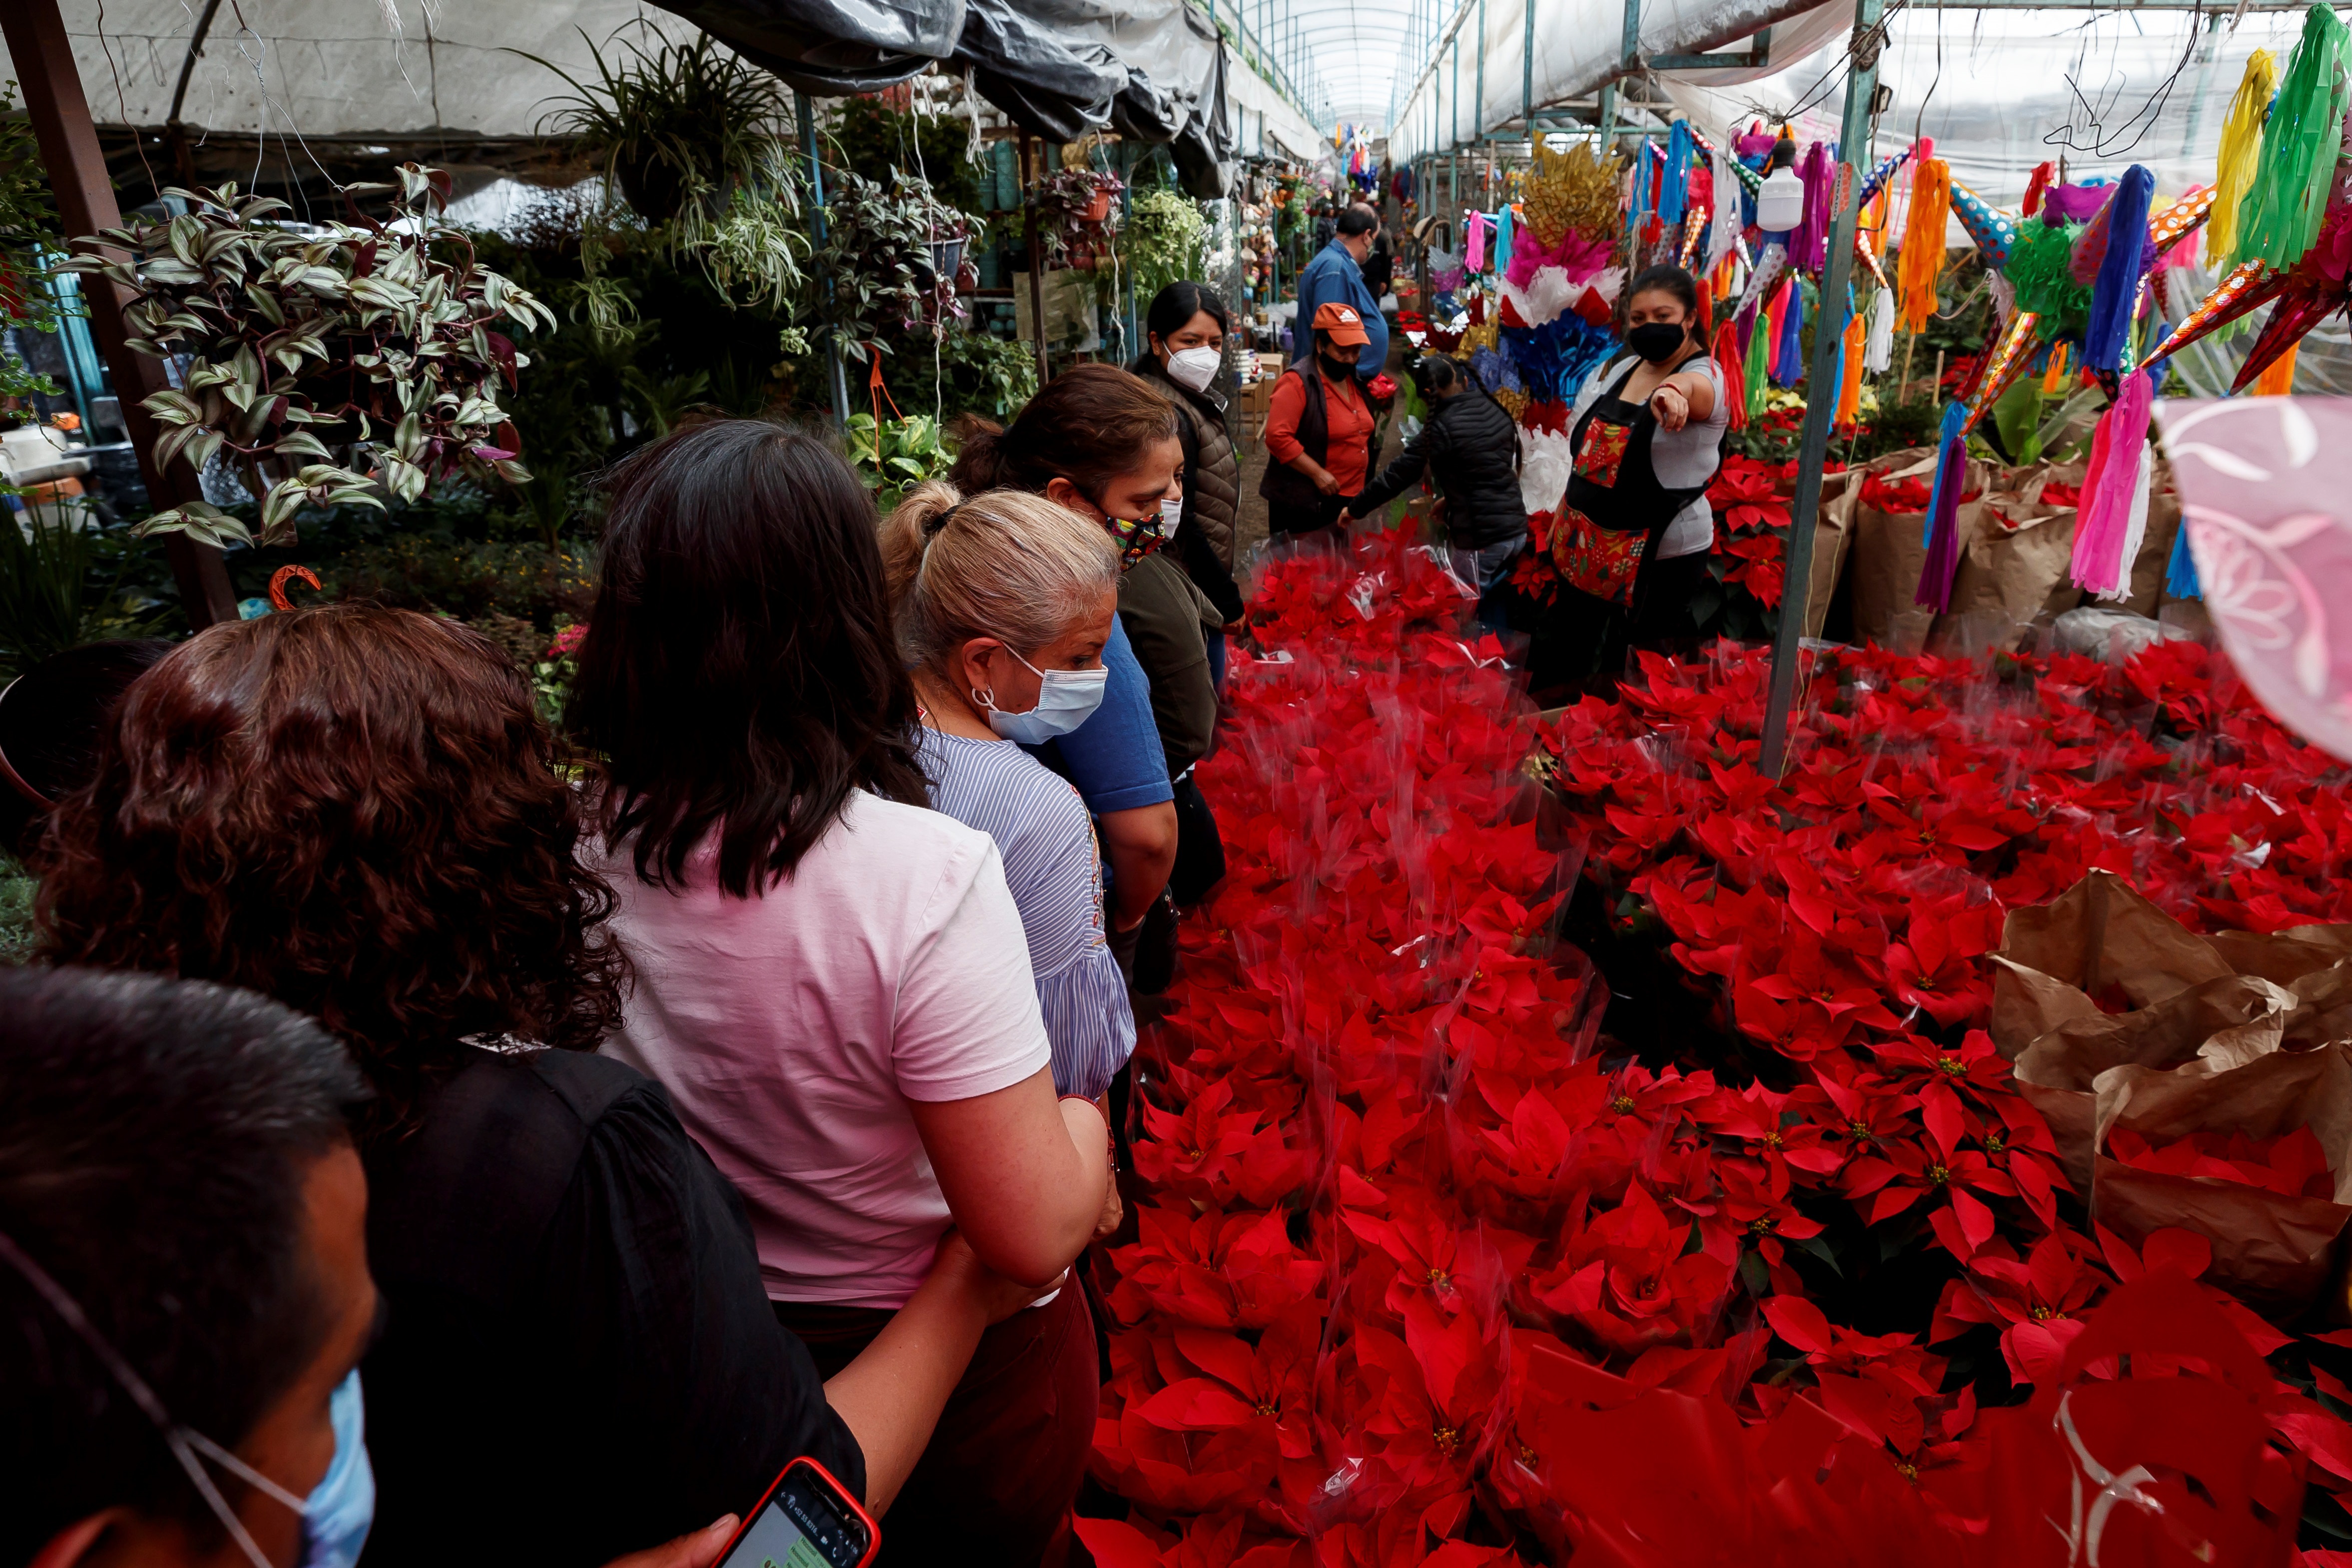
[300,1370,375,1568]
[978,643,1108,744]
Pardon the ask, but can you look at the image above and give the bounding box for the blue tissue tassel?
[2081,164,2155,374]
[2166,519,2201,599]
[1659,121,1694,226]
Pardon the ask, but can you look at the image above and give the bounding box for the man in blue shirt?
[1293,204,1391,380]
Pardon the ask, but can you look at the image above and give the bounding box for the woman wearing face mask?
[1129,282,1244,687]
[1260,302,1380,541]
[950,367,1224,960]
[879,482,1133,1181]
[1549,263,1726,680]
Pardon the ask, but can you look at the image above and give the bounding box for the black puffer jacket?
[1352,387,1525,548]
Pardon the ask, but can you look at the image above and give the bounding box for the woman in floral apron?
[1548,264,1727,683]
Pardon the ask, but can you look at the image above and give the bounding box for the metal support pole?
[796,90,852,426]
[1021,134,1051,383]
[1759,0,1885,778]
[1120,142,1139,364]
[1474,0,1487,156]
[1522,0,1535,138]
[5,0,237,629]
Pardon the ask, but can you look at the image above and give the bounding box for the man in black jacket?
[1345,353,1526,589]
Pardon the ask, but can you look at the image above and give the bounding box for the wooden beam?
[4,0,238,630]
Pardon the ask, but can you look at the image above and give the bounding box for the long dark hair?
[566,419,928,898]
[947,363,1179,502]
[37,605,625,1131]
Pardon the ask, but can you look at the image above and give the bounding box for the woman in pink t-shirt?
[565,420,1111,1567]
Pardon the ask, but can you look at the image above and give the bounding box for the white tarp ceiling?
[1385,0,2306,214]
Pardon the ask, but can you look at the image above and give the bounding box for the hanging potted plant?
[59,164,553,548]
[1027,167,1123,266]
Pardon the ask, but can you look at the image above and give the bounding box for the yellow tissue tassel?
[2209,49,2281,266]
[1898,157,1951,333]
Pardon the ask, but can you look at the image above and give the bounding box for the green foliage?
[829,97,989,218]
[513,27,807,324]
[327,535,596,627]
[879,327,1037,424]
[0,852,35,966]
[1027,167,1121,265]
[1127,187,1209,306]
[0,80,65,406]
[0,513,172,680]
[844,412,953,508]
[58,165,553,549]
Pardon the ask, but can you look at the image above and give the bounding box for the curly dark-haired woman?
[35,604,1039,1568]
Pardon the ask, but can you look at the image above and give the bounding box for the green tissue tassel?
[2234,2,2351,271]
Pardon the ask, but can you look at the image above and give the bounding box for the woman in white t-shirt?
[1555,262,1729,673]
[564,419,1110,1567]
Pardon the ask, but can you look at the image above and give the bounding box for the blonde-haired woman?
[880,481,1137,1124]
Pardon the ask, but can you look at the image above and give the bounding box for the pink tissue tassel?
[2068,370,2154,597]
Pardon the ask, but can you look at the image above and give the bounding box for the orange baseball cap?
[1312,301,1371,346]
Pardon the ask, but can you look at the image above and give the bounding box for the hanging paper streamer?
[1631,142,1654,223]
[1773,279,1808,387]
[2209,49,2280,266]
[1856,145,1913,208]
[1711,320,1749,432]
[1897,154,1951,332]
[1465,211,1488,274]
[2234,5,2352,271]
[1708,148,1741,271]
[1679,206,1707,269]
[2255,339,2303,395]
[1494,203,1513,276]
[1658,120,1694,227]
[1865,287,1895,374]
[1792,141,1835,273]
[1948,181,2018,268]
[1960,310,2040,434]
[1836,305,1867,428]
[1744,312,1771,420]
[2022,160,2055,219]
[1914,401,1971,610]
[2080,166,2155,374]
[2069,170,2147,285]
[2069,370,2154,597]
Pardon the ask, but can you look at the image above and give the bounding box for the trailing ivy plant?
[1126,186,1209,305]
[844,411,953,509]
[1027,167,1122,266]
[59,163,554,548]
[815,170,971,367]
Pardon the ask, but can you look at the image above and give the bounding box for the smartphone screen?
[718,1467,873,1568]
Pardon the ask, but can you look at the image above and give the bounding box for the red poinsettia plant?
[1086,532,2352,1565]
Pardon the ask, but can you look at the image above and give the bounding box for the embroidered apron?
[1552,351,1714,612]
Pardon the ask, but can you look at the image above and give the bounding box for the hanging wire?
[2042,0,2210,158]
[92,0,165,200]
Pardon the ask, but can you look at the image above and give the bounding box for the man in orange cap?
[1258,301,1379,540]
[1293,205,1390,380]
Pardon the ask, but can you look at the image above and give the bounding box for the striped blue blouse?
[917,728,1135,1102]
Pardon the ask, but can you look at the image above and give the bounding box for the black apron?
[1552,349,1715,616]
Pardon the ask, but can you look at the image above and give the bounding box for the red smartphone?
[712,1457,879,1568]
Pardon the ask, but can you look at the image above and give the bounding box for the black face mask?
[1320,351,1360,379]
[1627,322,1689,365]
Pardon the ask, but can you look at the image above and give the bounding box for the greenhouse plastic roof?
[1,0,1327,195]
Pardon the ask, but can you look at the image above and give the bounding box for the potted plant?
[1027,167,1123,267]
[815,170,975,364]
[60,163,552,548]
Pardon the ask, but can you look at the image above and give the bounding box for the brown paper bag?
[2206,924,2352,988]
[1804,469,1861,640]
[1989,869,2236,1055]
[1849,449,1989,656]
[2091,1043,2352,1320]
[2012,972,2299,1199]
